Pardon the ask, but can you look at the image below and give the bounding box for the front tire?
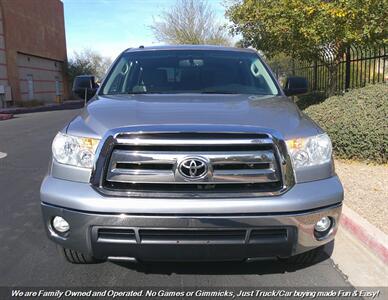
[57,246,102,264]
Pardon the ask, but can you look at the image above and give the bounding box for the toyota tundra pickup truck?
[40,45,343,264]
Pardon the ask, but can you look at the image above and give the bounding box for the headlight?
[52,132,100,169]
[286,133,332,169]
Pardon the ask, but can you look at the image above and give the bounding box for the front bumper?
[41,175,343,261]
[42,206,343,261]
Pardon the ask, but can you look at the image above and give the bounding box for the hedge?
[303,83,387,164]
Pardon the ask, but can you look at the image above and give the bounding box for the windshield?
[101,50,279,96]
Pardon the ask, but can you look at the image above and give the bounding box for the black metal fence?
[274,45,387,95]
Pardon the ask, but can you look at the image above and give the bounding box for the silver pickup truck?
[40,45,343,265]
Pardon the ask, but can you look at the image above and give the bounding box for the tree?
[150,0,232,46]
[226,0,387,95]
[66,49,112,84]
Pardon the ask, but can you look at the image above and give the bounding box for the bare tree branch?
[67,49,112,83]
[150,0,232,46]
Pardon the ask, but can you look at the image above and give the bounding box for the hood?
[66,94,321,139]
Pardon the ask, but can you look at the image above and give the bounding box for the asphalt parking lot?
[0,109,353,289]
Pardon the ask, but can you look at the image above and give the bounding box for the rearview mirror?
[283,76,308,96]
[72,75,99,101]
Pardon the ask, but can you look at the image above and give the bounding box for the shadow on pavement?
[1,100,84,115]
[112,242,334,275]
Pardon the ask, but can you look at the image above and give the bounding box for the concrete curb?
[0,113,13,121]
[340,204,388,264]
[0,100,84,115]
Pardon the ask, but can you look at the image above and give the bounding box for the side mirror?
[283,76,308,96]
[72,75,99,101]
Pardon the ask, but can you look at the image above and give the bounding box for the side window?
[110,75,124,93]
[250,59,278,94]
[103,58,131,94]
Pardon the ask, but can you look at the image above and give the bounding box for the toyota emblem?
[178,157,208,180]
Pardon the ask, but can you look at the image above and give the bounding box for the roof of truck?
[124,44,256,53]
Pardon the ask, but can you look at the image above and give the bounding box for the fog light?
[314,216,332,232]
[52,216,70,233]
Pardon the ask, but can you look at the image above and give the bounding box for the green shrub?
[304,83,387,164]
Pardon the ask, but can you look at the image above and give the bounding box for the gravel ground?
[335,159,388,234]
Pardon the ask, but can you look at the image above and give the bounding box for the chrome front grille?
[98,132,287,197]
[106,149,278,184]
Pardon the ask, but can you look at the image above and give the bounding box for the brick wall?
[0,0,69,103]
[17,53,65,102]
[0,4,11,103]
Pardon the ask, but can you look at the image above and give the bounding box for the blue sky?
[63,0,230,59]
